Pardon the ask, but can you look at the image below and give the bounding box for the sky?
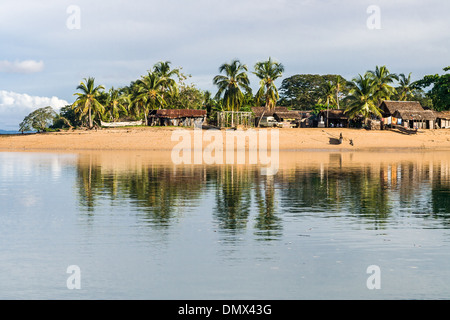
[0,0,449,130]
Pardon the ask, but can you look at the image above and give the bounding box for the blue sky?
[0,0,449,130]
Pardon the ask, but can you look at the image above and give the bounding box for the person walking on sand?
[339,133,343,144]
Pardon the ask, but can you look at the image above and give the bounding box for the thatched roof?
[434,111,450,120]
[274,111,302,120]
[319,109,349,120]
[379,101,424,116]
[392,109,436,121]
[252,107,289,117]
[149,109,206,119]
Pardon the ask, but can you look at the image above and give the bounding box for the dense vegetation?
[19,60,450,131]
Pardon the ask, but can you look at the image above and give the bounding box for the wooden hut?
[273,111,302,128]
[251,107,289,127]
[318,109,349,128]
[251,107,289,118]
[148,109,207,127]
[379,101,426,127]
[434,111,450,129]
[392,109,436,129]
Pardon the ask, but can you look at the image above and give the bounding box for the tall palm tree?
[254,57,284,126]
[318,81,337,127]
[105,87,128,122]
[133,72,167,125]
[335,75,344,109]
[72,77,105,129]
[153,61,181,99]
[396,72,415,101]
[344,73,380,125]
[368,65,398,106]
[213,59,252,112]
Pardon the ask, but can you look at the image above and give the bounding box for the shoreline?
[1,127,450,153]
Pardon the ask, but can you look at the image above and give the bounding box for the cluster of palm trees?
[72,58,284,129]
[343,66,418,123]
[72,61,181,128]
[71,58,419,129]
[212,58,284,116]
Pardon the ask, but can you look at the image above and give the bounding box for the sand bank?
[1,127,450,152]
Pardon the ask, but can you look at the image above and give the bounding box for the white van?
[259,116,278,127]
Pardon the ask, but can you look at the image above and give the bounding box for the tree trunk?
[89,106,93,129]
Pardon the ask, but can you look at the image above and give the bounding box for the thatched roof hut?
[319,109,349,120]
[251,107,289,118]
[392,109,437,121]
[434,111,450,120]
[379,101,424,117]
[273,111,302,121]
[434,111,450,129]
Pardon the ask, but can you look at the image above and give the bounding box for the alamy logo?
[366,5,381,30]
[66,5,81,30]
[66,265,81,290]
[366,265,381,290]
[171,128,279,176]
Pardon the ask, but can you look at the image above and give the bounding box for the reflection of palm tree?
[254,174,282,240]
[213,166,252,232]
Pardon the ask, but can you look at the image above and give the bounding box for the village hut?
[391,109,436,129]
[317,109,349,128]
[251,107,289,118]
[273,111,302,128]
[379,101,428,128]
[251,107,289,127]
[434,111,450,129]
[148,109,207,127]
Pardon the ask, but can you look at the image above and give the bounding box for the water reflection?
[75,151,450,237]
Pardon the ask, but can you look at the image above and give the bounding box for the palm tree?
[153,61,181,99]
[368,65,398,106]
[213,59,252,112]
[318,81,337,127]
[72,77,105,129]
[254,57,284,126]
[396,72,415,101]
[344,73,380,125]
[133,72,167,125]
[105,87,128,122]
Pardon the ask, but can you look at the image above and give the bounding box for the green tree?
[213,59,252,112]
[367,65,398,106]
[166,83,205,109]
[278,74,348,110]
[105,87,128,121]
[415,66,450,111]
[152,61,183,100]
[344,73,380,124]
[253,57,284,126]
[318,81,337,127]
[395,72,416,101]
[19,106,57,132]
[72,77,105,129]
[133,72,167,124]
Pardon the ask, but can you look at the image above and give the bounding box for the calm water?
[1,150,450,299]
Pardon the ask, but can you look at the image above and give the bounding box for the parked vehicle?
[259,116,278,128]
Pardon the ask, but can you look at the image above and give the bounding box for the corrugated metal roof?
[150,109,206,118]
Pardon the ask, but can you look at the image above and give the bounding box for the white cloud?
[0,60,44,74]
[0,90,68,130]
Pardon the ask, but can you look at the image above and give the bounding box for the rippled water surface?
[1,151,450,299]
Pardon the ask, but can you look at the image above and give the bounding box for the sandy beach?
[1,127,450,152]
